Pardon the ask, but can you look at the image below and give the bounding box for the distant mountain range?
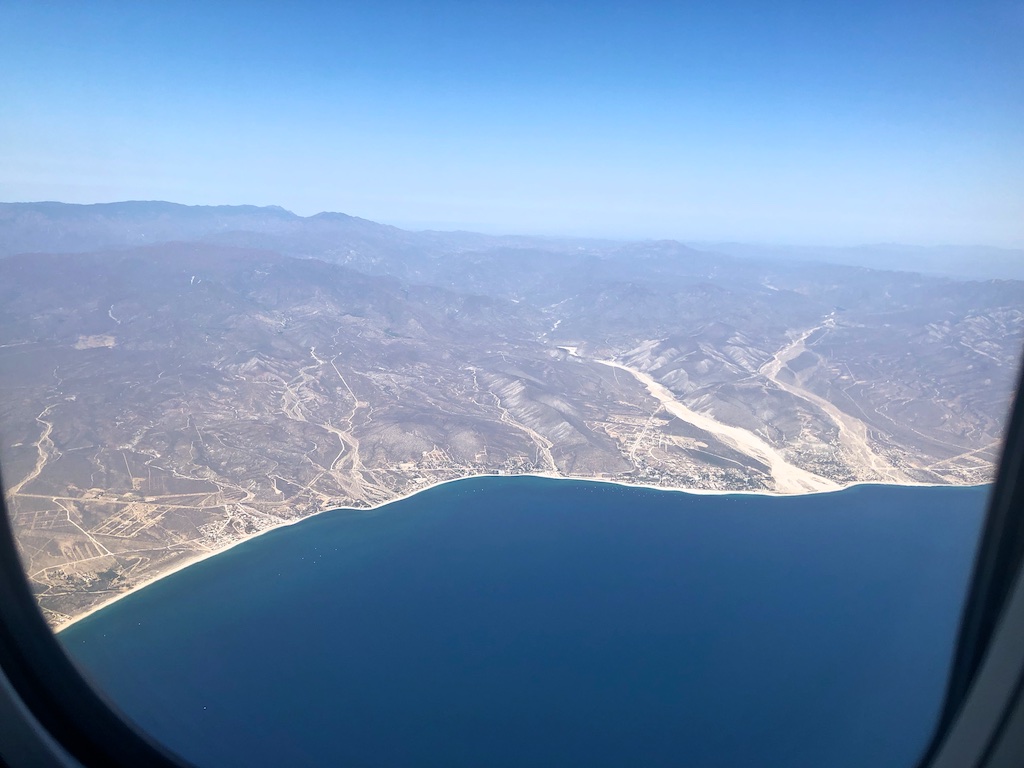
[3,200,1021,280]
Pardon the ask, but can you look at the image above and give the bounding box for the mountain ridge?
[4,200,1021,281]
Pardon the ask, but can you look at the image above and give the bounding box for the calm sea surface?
[60,477,988,767]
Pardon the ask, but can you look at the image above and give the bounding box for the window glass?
[1,2,1021,766]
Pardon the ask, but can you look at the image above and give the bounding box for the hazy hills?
[700,241,1024,282]
[1,201,1021,624]
[4,200,1022,281]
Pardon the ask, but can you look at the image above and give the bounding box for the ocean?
[59,477,988,767]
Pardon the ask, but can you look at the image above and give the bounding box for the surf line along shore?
[47,346,963,632]
[52,457,969,636]
[556,345,839,494]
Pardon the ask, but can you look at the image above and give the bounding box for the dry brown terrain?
[1,204,1021,626]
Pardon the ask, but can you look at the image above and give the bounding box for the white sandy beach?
[54,470,980,633]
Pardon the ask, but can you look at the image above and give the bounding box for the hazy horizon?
[6,198,1024,253]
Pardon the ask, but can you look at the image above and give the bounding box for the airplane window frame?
[915,362,1024,768]
[1,368,1023,767]
[0,463,190,767]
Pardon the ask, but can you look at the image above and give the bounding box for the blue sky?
[1,1,1021,245]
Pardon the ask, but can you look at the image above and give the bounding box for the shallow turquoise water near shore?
[60,477,988,767]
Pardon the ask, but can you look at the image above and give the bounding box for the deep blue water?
[59,478,987,768]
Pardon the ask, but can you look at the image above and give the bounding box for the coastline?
[54,472,988,633]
